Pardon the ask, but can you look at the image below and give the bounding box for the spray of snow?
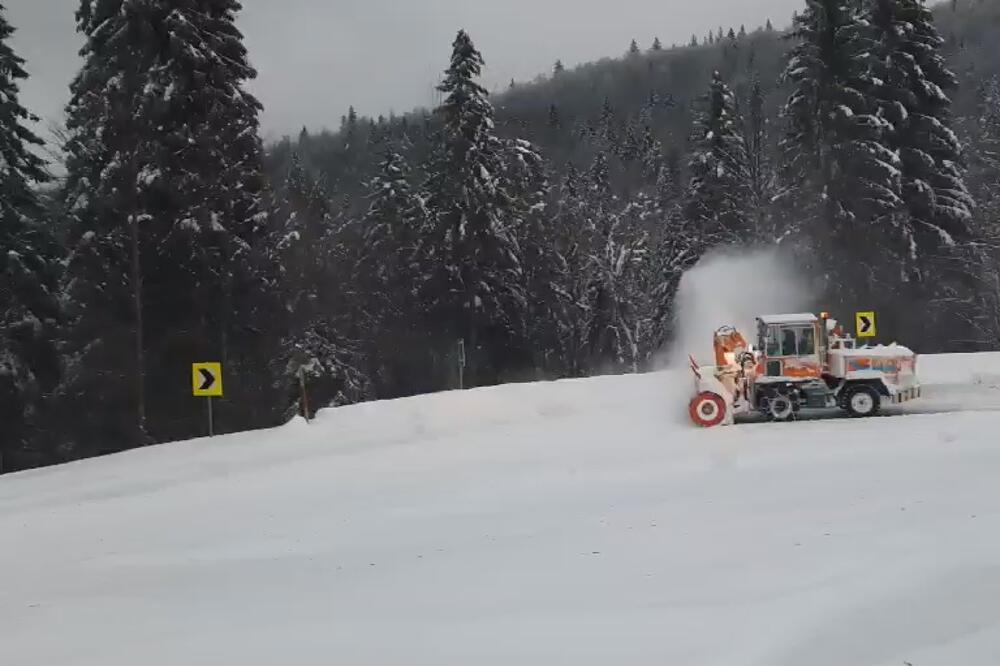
[665,246,813,367]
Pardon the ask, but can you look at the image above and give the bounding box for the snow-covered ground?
[3,353,1000,666]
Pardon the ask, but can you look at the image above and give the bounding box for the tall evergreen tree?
[781,0,903,293]
[0,6,59,472]
[651,37,663,52]
[868,0,974,252]
[60,0,273,453]
[419,30,528,387]
[684,71,753,244]
[355,147,428,396]
[746,77,778,240]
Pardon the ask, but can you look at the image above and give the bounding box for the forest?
[1,0,999,473]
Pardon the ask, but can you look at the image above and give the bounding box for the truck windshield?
[799,326,815,355]
[770,325,816,356]
[781,328,797,356]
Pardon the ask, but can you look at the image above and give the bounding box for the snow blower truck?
[688,313,921,427]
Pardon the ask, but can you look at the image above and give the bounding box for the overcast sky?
[7,0,802,143]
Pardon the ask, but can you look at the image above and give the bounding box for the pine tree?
[868,0,974,252]
[506,139,556,377]
[547,103,561,129]
[355,147,427,396]
[781,0,903,286]
[684,71,753,244]
[553,59,565,76]
[419,30,528,387]
[739,24,748,38]
[0,6,59,472]
[690,34,699,47]
[766,18,775,31]
[651,37,663,51]
[628,39,641,57]
[267,154,368,413]
[60,0,273,452]
[746,77,777,240]
[595,97,618,153]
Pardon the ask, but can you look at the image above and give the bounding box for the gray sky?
[7,0,801,144]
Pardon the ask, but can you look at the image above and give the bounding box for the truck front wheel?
[842,384,881,418]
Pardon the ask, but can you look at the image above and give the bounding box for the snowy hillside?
[3,353,1000,666]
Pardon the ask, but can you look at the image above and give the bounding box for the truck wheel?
[760,388,797,422]
[842,384,881,418]
[689,391,727,428]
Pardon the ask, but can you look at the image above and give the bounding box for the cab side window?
[766,326,781,356]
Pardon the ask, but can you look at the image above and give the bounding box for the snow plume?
[666,246,812,367]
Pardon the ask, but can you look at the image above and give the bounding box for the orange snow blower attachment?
[713,326,750,368]
[688,326,758,428]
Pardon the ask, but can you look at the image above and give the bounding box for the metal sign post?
[207,396,214,437]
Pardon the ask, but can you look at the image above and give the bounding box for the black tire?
[759,387,799,422]
[841,384,881,418]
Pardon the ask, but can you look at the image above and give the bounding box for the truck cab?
[755,314,823,380]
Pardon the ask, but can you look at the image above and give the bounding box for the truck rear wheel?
[842,384,881,418]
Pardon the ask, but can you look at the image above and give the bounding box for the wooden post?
[299,366,310,422]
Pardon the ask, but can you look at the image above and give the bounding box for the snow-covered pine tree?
[554,59,565,76]
[60,0,274,451]
[746,77,778,241]
[354,146,429,397]
[581,151,631,370]
[505,139,559,377]
[266,152,369,414]
[868,0,974,254]
[628,39,641,57]
[547,163,594,377]
[972,76,1000,206]
[419,30,529,387]
[651,37,663,52]
[638,124,664,185]
[0,6,60,472]
[684,71,753,245]
[780,0,903,295]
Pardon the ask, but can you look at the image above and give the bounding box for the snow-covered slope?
[3,353,1000,666]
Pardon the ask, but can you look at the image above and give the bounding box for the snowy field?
[3,352,1000,666]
